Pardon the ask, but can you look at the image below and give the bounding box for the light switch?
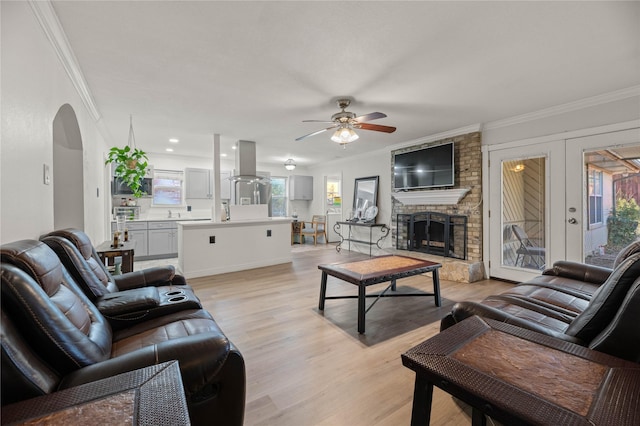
[43,163,51,185]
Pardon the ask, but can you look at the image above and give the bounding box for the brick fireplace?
[391,132,483,281]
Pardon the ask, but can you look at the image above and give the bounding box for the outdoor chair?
[512,224,546,269]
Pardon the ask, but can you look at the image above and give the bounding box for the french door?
[565,128,640,263]
[488,141,565,281]
[487,126,640,281]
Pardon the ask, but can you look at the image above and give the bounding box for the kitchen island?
[177,218,292,278]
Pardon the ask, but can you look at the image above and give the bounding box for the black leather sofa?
[441,240,640,363]
[1,239,245,425]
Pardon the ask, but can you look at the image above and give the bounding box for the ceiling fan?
[295,98,396,146]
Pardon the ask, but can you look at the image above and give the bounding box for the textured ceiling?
[50,1,640,166]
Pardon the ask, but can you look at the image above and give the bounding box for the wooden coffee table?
[402,316,640,425]
[318,255,442,334]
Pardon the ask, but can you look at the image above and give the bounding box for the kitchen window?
[152,169,184,206]
[271,177,287,217]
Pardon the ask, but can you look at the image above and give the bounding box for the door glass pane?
[583,145,640,268]
[501,158,546,270]
[326,177,342,214]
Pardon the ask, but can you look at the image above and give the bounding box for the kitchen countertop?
[178,217,292,228]
[113,215,211,222]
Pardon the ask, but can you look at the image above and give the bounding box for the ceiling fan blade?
[302,119,335,123]
[356,123,397,133]
[295,125,338,141]
[353,112,387,123]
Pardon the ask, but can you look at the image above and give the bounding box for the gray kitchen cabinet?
[111,221,148,257]
[185,168,212,199]
[147,221,177,257]
[186,168,232,200]
[289,175,313,200]
[220,170,231,200]
[128,230,148,257]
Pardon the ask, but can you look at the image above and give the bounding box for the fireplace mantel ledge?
[392,188,471,205]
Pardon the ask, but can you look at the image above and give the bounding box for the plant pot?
[126,159,138,169]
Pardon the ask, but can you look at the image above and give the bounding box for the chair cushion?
[1,241,113,373]
[565,252,640,342]
[41,230,115,296]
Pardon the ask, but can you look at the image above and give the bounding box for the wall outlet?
[267,229,272,237]
[209,236,215,244]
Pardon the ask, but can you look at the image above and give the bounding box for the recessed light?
[169,138,179,143]
[166,148,174,152]
[232,146,237,150]
[221,153,228,157]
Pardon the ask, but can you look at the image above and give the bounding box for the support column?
[211,134,222,222]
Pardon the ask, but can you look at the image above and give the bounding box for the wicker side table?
[2,361,190,426]
[402,316,640,426]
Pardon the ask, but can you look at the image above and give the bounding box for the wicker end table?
[2,361,190,426]
[402,316,640,426]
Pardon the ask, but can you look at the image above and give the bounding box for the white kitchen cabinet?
[148,221,178,257]
[185,168,212,199]
[289,175,313,200]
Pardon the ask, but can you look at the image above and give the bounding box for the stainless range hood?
[231,140,269,184]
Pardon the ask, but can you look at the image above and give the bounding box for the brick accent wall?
[391,132,483,262]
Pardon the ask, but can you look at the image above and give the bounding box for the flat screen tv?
[393,142,455,190]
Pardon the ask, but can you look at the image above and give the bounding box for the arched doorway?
[52,104,84,230]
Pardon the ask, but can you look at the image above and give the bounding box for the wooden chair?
[291,221,303,245]
[301,215,327,246]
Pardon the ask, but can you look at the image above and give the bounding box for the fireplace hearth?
[396,211,468,260]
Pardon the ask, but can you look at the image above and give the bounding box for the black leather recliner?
[40,229,202,328]
[441,241,640,363]
[1,240,245,425]
[41,228,188,296]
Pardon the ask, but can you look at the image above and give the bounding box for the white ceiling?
[51,1,640,167]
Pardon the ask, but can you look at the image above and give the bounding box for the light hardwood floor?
[139,245,513,426]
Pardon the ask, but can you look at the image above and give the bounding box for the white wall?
[483,94,640,147]
[309,148,394,249]
[1,2,110,244]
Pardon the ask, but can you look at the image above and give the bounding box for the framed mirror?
[353,176,379,221]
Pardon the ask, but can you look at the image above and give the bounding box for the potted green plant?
[105,115,150,198]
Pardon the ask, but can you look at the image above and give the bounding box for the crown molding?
[484,86,640,131]
[29,0,102,124]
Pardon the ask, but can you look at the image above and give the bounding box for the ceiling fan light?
[331,127,359,144]
[284,158,296,170]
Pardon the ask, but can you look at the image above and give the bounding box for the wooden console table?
[402,316,640,425]
[2,361,190,425]
[334,221,389,256]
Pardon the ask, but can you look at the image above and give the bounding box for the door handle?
[568,218,578,224]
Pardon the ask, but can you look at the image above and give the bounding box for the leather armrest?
[542,260,612,285]
[113,266,180,290]
[58,332,233,397]
[95,287,159,317]
[448,301,583,344]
